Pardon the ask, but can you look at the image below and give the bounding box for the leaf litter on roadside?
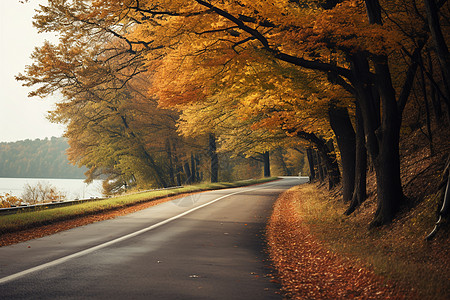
[266,189,413,300]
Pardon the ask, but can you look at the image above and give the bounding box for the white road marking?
[0,182,279,284]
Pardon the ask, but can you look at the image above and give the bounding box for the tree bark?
[424,0,450,102]
[195,154,201,182]
[319,0,344,9]
[428,50,444,121]
[328,103,356,202]
[364,0,382,24]
[137,145,168,188]
[176,167,182,186]
[263,151,271,177]
[306,147,316,181]
[420,55,434,154]
[315,150,325,182]
[209,133,219,183]
[165,139,175,186]
[190,153,197,183]
[172,143,182,186]
[345,104,367,215]
[184,161,192,184]
[372,137,403,225]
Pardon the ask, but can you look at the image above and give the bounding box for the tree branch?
[194,0,353,79]
[398,40,426,115]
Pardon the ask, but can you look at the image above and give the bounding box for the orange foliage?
[0,194,21,208]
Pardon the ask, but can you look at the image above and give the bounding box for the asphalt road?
[0,177,307,299]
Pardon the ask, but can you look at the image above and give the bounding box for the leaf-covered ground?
[266,187,415,299]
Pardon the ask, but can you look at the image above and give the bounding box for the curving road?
[0,177,306,299]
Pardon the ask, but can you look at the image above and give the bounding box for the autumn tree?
[16,3,188,189]
[146,0,438,225]
[21,0,450,225]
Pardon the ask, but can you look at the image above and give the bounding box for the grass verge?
[0,177,278,235]
[287,183,449,300]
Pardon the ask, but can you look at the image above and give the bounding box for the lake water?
[0,178,103,200]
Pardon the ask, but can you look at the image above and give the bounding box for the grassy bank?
[285,183,449,299]
[0,177,277,235]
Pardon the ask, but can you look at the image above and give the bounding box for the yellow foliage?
[0,194,22,208]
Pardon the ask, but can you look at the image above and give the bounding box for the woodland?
[16,0,450,228]
[0,137,86,179]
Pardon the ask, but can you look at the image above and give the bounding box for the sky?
[0,0,64,143]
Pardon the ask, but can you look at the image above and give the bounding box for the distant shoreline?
[0,178,103,199]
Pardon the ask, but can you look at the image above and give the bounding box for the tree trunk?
[364,0,382,24]
[423,0,450,121]
[165,139,175,186]
[424,0,450,101]
[263,151,271,177]
[315,150,325,182]
[296,131,341,188]
[375,61,405,225]
[184,161,192,184]
[172,143,182,186]
[373,62,404,226]
[428,50,444,121]
[276,149,291,175]
[137,144,168,188]
[420,56,434,154]
[340,1,405,225]
[306,147,316,181]
[345,104,367,215]
[426,157,450,240]
[350,51,404,225]
[372,135,403,225]
[118,114,168,188]
[328,103,356,202]
[195,154,201,182]
[176,167,182,186]
[209,133,219,183]
[190,153,197,183]
[326,140,338,189]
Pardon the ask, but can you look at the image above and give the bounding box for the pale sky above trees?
[0,0,63,142]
